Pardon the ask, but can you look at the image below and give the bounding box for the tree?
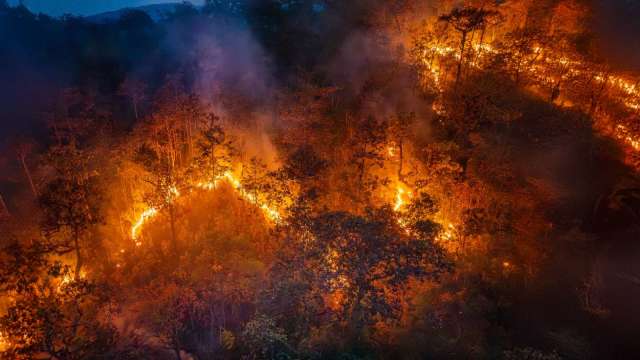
[204,0,245,16]
[12,139,38,198]
[119,76,147,120]
[241,156,269,205]
[275,206,451,339]
[39,144,102,279]
[539,34,576,102]
[388,112,415,183]
[135,281,202,360]
[134,144,184,257]
[0,241,117,359]
[498,28,545,85]
[439,7,498,89]
[281,144,327,198]
[195,115,235,185]
[241,315,290,359]
[348,115,387,202]
[0,193,9,218]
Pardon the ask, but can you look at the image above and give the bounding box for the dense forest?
[1,0,640,359]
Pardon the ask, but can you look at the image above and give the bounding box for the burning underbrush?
[1,1,640,358]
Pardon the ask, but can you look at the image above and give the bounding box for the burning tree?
[194,114,236,185]
[438,6,498,89]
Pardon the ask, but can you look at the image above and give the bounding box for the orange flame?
[130,171,282,246]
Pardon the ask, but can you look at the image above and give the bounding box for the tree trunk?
[0,193,9,217]
[397,140,405,184]
[589,73,608,116]
[19,154,38,198]
[133,100,139,120]
[74,228,83,280]
[169,205,179,257]
[455,31,468,91]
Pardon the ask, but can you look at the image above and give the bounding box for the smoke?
[591,0,640,71]
[154,11,281,163]
[327,30,434,137]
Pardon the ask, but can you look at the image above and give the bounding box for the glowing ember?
[615,125,640,151]
[437,223,457,242]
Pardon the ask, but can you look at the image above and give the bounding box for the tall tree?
[13,139,38,198]
[439,7,498,89]
[39,144,102,279]
[195,115,235,185]
[119,77,147,120]
[275,205,451,340]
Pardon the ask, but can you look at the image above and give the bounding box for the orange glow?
[387,145,396,157]
[417,40,640,154]
[130,170,282,246]
[0,331,8,351]
[131,207,158,243]
[393,186,412,212]
[437,223,456,243]
[615,125,640,151]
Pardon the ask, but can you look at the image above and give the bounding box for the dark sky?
[7,0,204,16]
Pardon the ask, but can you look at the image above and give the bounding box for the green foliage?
[241,315,289,359]
[273,205,452,343]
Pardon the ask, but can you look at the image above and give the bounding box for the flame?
[615,125,640,151]
[57,270,86,292]
[0,331,8,351]
[387,146,396,157]
[131,207,158,243]
[418,40,640,153]
[437,223,457,242]
[393,187,405,212]
[0,331,11,352]
[130,170,282,246]
[393,186,413,212]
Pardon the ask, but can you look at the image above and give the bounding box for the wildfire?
[0,332,8,351]
[418,40,640,154]
[615,125,640,151]
[218,172,282,223]
[393,186,412,212]
[437,223,457,243]
[130,170,282,245]
[131,207,158,243]
[57,271,86,292]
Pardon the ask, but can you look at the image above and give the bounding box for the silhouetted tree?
[39,144,102,279]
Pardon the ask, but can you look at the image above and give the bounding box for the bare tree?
[14,140,38,198]
[0,193,9,217]
[119,77,147,120]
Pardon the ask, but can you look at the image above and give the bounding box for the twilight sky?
[7,0,205,16]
